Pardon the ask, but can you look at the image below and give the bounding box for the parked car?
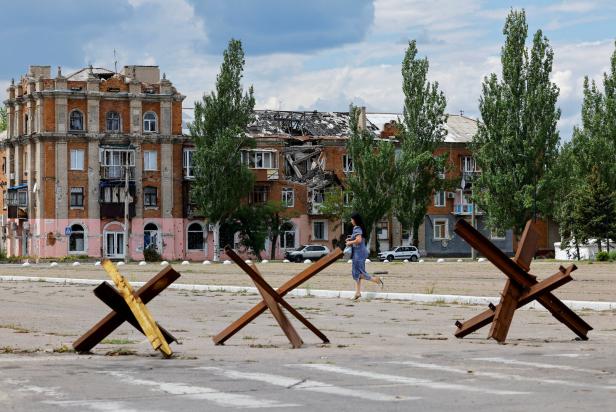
[378,246,420,262]
[285,245,330,262]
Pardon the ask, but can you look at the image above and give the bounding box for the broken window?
[281,188,294,208]
[69,224,85,252]
[342,154,353,172]
[69,110,84,131]
[280,222,296,249]
[241,150,277,169]
[106,112,121,132]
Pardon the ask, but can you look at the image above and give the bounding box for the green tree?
[346,106,397,249]
[0,106,7,132]
[319,186,353,246]
[577,167,616,252]
[472,9,561,235]
[263,201,297,260]
[393,40,449,246]
[554,42,616,254]
[189,39,256,261]
[229,203,270,260]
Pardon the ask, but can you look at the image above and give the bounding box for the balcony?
[454,203,484,215]
[7,184,28,219]
[100,165,135,180]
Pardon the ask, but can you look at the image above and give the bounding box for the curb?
[1,275,614,312]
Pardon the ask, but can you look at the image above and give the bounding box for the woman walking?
[346,212,383,300]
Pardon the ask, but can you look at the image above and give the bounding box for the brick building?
[1,65,189,260]
[1,65,555,260]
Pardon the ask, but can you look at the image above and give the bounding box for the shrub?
[595,251,609,262]
[143,246,161,262]
[609,251,616,262]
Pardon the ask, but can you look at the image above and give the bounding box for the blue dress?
[351,226,372,282]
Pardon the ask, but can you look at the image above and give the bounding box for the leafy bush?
[610,251,616,262]
[143,246,161,262]
[595,251,610,262]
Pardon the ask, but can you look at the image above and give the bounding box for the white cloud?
[547,1,597,13]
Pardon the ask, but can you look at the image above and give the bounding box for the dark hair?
[351,212,367,244]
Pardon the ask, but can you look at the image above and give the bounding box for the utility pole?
[123,164,130,263]
[471,181,476,260]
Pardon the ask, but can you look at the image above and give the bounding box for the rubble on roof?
[248,110,378,137]
[66,67,116,81]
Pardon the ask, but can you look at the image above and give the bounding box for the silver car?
[285,245,330,262]
[378,246,420,262]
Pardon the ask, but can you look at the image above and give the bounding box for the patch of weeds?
[101,339,137,345]
[407,333,428,337]
[52,345,75,353]
[105,349,138,356]
[0,324,33,334]
[425,283,436,294]
[242,336,257,340]
[337,344,349,348]
[249,343,279,349]
[418,336,448,341]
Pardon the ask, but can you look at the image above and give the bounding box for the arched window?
[69,110,84,131]
[187,222,204,250]
[69,224,85,253]
[144,223,160,251]
[106,111,121,132]
[280,222,296,249]
[143,112,157,133]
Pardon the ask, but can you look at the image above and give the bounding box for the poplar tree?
[472,9,561,235]
[393,40,448,246]
[555,42,616,252]
[346,105,397,249]
[189,39,256,260]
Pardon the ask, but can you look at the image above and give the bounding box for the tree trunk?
[409,226,415,247]
[213,221,220,261]
[270,233,278,260]
[575,239,580,261]
[597,239,602,253]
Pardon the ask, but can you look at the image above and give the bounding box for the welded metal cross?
[454,219,592,343]
[73,262,180,356]
[213,246,343,348]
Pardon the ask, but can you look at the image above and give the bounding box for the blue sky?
[2,0,615,139]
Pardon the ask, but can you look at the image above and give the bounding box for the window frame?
[183,148,196,178]
[342,154,353,172]
[312,220,328,241]
[281,187,294,208]
[240,149,278,169]
[144,186,158,208]
[106,111,121,133]
[143,112,158,133]
[186,222,205,251]
[68,223,86,254]
[70,149,85,171]
[433,218,449,240]
[69,109,84,132]
[143,150,158,171]
[434,190,446,207]
[70,187,84,208]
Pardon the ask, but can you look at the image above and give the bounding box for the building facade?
[1,65,553,260]
[1,65,191,260]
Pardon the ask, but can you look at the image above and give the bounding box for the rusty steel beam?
[455,219,591,340]
[455,265,581,339]
[213,246,342,345]
[73,265,180,353]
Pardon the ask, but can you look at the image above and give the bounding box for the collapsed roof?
[247,110,379,137]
